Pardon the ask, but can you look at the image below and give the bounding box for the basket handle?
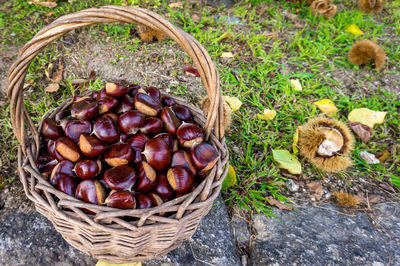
[7,5,224,153]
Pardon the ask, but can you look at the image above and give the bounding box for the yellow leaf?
[169,2,183,8]
[272,149,302,175]
[222,165,237,190]
[293,127,299,155]
[223,96,242,112]
[348,108,386,128]
[313,99,338,116]
[290,79,302,91]
[345,24,364,36]
[96,261,141,266]
[256,109,276,120]
[218,32,232,41]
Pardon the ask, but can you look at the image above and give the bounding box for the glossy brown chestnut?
[161,95,176,107]
[190,143,219,172]
[58,174,79,196]
[146,86,161,101]
[96,88,108,100]
[127,83,140,94]
[105,82,128,97]
[153,173,175,201]
[98,96,118,114]
[64,120,92,143]
[41,118,63,140]
[176,122,204,148]
[71,98,99,120]
[78,135,105,158]
[104,143,133,167]
[148,192,166,216]
[160,107,181,136]
[167,166,194,193]
[184,66,200,77]
[55,137,82,162]
[129,87,147,97]
[141,117,163,135]
[36,155,58,175]
[135,161,157,192]
[93,116,120,143]
[102,112,118,122]
[55,109,71,124]
[47,140,64,161]
[172,105,193,121]
[171,150,196,175]
[120,132,129,142]
[135,192,153,209]
[50,160,74,187]
[117,110,145,135]
[76,179,106,205]
[127,133,149,151]
[142,138,171,171]
[74,159,102,179]
[115,95,135,113]
[91,91,99,100]
[154,133,173,152]
[134,93,161,116]
[105,190,136,209]
[103,165,137,190]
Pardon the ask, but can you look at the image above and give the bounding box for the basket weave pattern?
[7,6,228,263]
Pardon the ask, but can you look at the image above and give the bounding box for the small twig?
[189,241,214,266]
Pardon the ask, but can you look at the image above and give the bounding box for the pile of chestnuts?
[37,82,219,212]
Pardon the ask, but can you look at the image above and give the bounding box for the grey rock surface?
[250,202,400,266]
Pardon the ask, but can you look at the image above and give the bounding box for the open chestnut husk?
[104,143,133,167]
[105,190,135,209]
[135,161,157,192]
[135,192,154,209]
[160,107,181,136]
[41,118,63,140]
[190,143,219,172]
[79,134,107,158]
[104,165,137,190]
[55,137,82,162]
[134,93,161,116]
[58,174,79,196]
[117,110,145,135]
[176,122,204,148]
[142,138,171,171]
[74,159,102,179]
[93,116,120,143]
[64,120,92,143]
[167,166,194,193]
[76,179,106,205]
[105,82,128,97]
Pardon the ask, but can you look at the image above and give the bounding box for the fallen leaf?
[349,122,373,143]
[306,181,323,201]
[272,149,302,175]
[222,165,237,190]
[256,109,277,120]
[313,99,338,116]
[223,96,242,112]
[45,63,53,79]
[292,127,299,155]
[220,52,234,63]
[45,83,59,93]
[51,63,63,82]
[191,14,201,22]
[266,196,293,210]
[348,108,386,128]
[332,191,359,207]
[359,151,380,164]
[377,149,391,162]
[29,0,57,8]
[183,66,200,77]
[345,24,364,36]
[169,2,183,9]
[96,260,141,266]
[290,79,302,91]
[217,32,231,41]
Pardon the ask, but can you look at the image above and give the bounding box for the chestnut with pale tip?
[50,160,74,187]
[160,107,181,136]
[75,179,106,205]
[64,120,92,143]
[190,143,219,172]
[171,150,196,175]
[104,143,133,167]
[93,116,120,143]
[71,98,99,120]
[74,159,102,179]
[134,93,162,116]
[55,137,82,162]
[142,138,171,171]
[115,95,135,113]
[117,110,145,135]
[105,190,136,209]
[149,192,166,216]
[48,139,64,161]
[176,122,204,148]
[98,96,118,114]
[153,172,175,201]
[79,134,106,158]
[167,166,194,193]
[103,165,137,191]
[41,118,63,140]
[135,161,157,192]
[105,82,128,97]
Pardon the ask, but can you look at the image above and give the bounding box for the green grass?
[0,0,399,216]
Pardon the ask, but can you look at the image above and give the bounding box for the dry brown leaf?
[306,181,323,201]
[45,83,59,93]
[267,196,293,210]
[51,63,63,82]
[349,122,373,143]
[376,148,391,162]
[332,192,360,207]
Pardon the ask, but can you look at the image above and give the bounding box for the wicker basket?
[7,6,229,264]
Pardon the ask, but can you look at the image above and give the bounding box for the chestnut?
[55,109,71,124]
[176,122,204,148]
[134,93,161,116]
[135,192,153,209]
[96,88,108,100]
[154,133,173,152]
[167,166,194,193]
[41,118,62,140]
[161,95,176,107]
[127,83,141,94]
[104,143,133,167]
[105,190,136,209]
[50,160,74,187]
[105,82,128,97]
[146,86,161,101]
[76,179,106,205]
[64,120,92,143]
[140,117,163,135]
[93,116,120,143]
[98,96,118,114]
[142,138,171,171]
[74,159,102,179]
[117,110,145,135]
[127,133,149,151]
[171,150,196,175]
[129,86,147,98]
[102,112,118,122]
[47,140,64,161]
[115,95,135,113]
[71,98,99,120]
[190,143,219,172]
[184,66,200,77]
[160,107,181,136]
[36,155,58,175]
[172,105,192,121]
[57,174,79,196]
[91,91,99,100]
[55,137,82,162]
[120,132,129,142]
[79,134,106,158]
[135,161,157,192]
[148,192,166,216]
[103,165,137,190]
[153,173,175,201]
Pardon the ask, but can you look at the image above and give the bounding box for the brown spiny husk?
[348,40,386,70]
[137,25,166,42]
[333,191,360,207]
[298,117,354,172]
[358,0,385,13]
[310,0,337,19]
[201,96,232,133]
